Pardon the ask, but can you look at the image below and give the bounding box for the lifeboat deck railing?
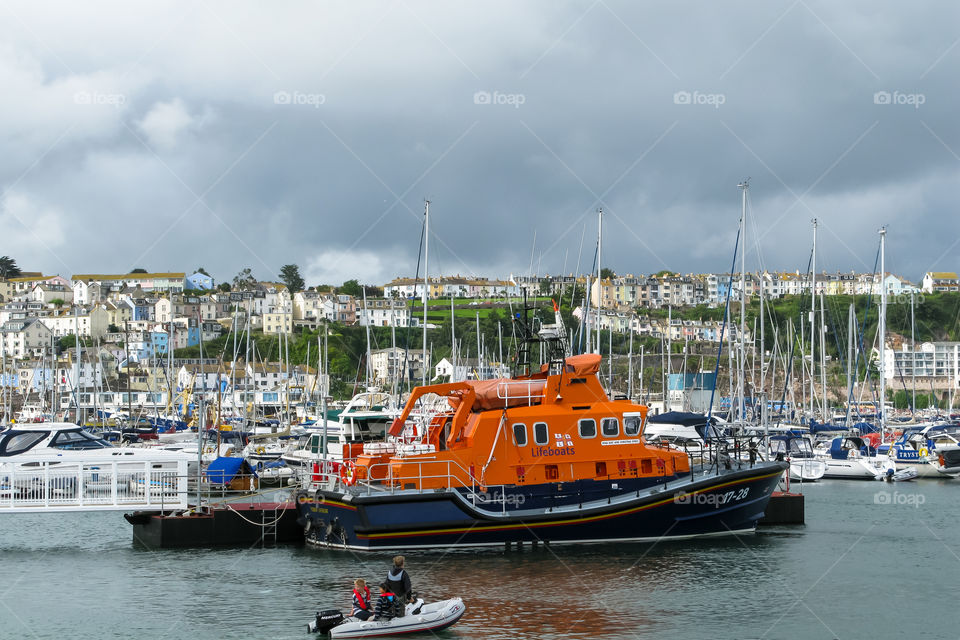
[304,458,518,514]
[496,380,544,406]
[0,456,189,513]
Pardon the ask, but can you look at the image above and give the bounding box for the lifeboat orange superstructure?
[351,353,690,491]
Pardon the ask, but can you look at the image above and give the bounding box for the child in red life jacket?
[373,582,402,621]
[352,578,372,621]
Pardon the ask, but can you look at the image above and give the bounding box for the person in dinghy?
[372,583,402,621]
[384,556,414,608]
[351,579,372,621]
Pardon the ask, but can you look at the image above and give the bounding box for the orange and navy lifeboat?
[298,353,787,550]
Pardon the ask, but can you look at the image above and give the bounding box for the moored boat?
[768,434,826,482]
[296,305,787,550]
[816,436,891,480]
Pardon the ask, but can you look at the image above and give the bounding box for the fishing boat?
[296,302,787,550]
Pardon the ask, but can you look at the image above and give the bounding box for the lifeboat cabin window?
[533,422,549,446]
[601,418,619,437]
[623,414,642,436]
[579,419,597,439]
[512,423,527,447]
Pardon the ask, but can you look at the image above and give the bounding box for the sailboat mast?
[450,296,456,379]
[422,200,430,388]
[363,287,372,387]
[475,311,481,379]
[596,207,602,354]
[759,275,765,396]
[391,307,398,397]
[75,307,82,423]
[820,291,827,420]
[879,226,887,439]
[911,290,916,413]
[810,219,817,420]
[665,306,672,412]
[608,327,613,397]
[738,180,748,423]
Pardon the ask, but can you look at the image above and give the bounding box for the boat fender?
[939,454,946,468]
[340,461,357,486]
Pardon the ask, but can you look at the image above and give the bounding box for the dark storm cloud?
[1,1,957,286]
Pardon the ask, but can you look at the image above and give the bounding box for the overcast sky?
[2,1,958,287]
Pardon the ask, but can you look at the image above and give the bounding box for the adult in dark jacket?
[385,555,413,605]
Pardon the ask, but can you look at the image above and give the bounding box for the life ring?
[919,446,928,458]
[339,461,357,486]
[255,445,265,455]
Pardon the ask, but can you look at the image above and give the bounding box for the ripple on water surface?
[0,481,958,639]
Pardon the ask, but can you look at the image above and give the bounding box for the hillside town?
[1,265,959,423]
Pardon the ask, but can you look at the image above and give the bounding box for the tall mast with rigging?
[596,207,603,355]
[810,218,818,421]
[737,180,748,423]
[422,200,430,388]
[878,226,887,440]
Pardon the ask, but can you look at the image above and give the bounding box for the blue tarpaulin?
[205,457,245,484]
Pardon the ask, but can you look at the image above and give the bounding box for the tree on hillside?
[0,256,22,279]
[654,270,675,277]
[601,267,616,280]
[195,267,211,276]
[338,279,363,297]
[130,268,148,274]
[50,298,66,308]
[218,282,231,292]
[232,268,257,290]
[279,264,305,294]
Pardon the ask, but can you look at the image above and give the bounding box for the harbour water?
[1,480,956,639]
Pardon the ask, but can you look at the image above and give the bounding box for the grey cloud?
[1,0,957,286]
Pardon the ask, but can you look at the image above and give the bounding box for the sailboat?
[816,227,893,479]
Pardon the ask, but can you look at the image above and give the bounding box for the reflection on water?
[1,481,958,639]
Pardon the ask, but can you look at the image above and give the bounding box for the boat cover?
[646,411,711,427]
[205,456,245,484]
[447,379,547,411]
[443,354,601,412]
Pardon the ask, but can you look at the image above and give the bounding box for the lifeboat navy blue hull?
[298,462,787,550]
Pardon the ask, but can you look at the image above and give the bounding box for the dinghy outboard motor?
[308,609,344,634]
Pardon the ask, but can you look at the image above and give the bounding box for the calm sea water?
[1,480,957,639]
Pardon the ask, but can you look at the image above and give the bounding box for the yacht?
[816,435,892,479]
